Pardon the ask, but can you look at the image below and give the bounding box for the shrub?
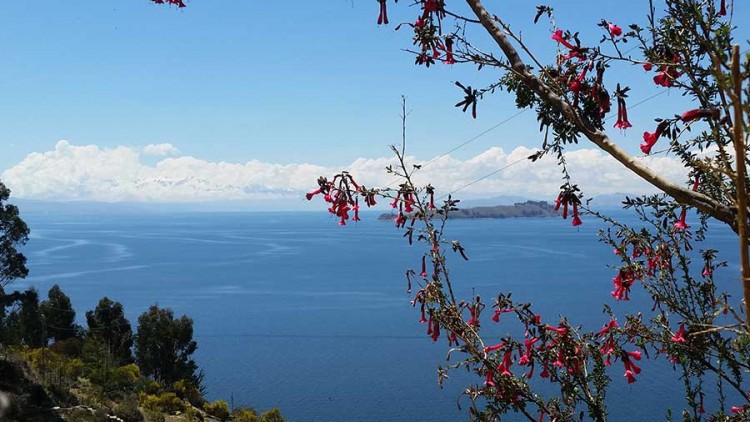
[203,399,230,421]
[172,379,204,407]
[233,408,259,422]
[114,395,145,422]
[139,391,184,414]
[259,408,286,422]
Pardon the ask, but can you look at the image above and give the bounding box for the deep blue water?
[12,209,742,421]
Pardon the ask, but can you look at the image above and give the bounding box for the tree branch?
[463,0,738,232]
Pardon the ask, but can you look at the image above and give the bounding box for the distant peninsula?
[378,200,557,220]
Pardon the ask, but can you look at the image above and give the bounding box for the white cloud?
[0,140,692,204]
[142,143,180,156]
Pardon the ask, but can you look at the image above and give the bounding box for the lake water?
[12,209,742,421]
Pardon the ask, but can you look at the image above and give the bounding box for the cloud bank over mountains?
[1,140,691,205]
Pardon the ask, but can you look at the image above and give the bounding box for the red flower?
[553,193,562,211]
[611,269,635,301]
[420,256,427,278]
[671,324,687,343]
[545,325,567,335]
[443,37,456,65]
[394,211,406,228]
[597,318,619,336]
[430,318,440,342]
[484,368,495,387]
[352,202,361,222]
[673,208,688,231]
[643,62,653,71]
[305,188,321,200]
[491,307,513,323]
[484,342,506,354]
[570,63,590,94]
[719,0,727,16]
[730,405,748,414]
[626,350,642,361]
[641,121,668,154]
[680,108,720,122]
[624,369,637,383]
[551,29,576,50]
[653,67,681,87]
[614,97,632,129]
[403,193,415,213]
[608,23,622,37]
[377,0,389,25]
[571,203,582,226]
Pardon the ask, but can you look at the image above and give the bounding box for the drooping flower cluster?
[553,185,583,226]
[613,84,632,130]
[305,173,376,225]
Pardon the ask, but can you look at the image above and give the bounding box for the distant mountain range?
[378,200,557,220]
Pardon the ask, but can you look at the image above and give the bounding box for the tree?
[0,182,29,287]
[134,305,200,387]
[41,284,79,343]
[85,297,134,365]
[18,288,44,348]
[301,0,750,420]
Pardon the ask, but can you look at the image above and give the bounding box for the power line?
[385,109,529,188]
[422,109,528,168]
[438,90,671,198]
[440,155,529,199]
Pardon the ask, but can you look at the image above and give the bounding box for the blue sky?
[0,1,745,204]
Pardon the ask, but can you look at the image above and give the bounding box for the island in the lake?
[378,200,557,220]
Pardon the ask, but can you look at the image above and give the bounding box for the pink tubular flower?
[430,318,440,342]
[484,368,495,387]
[568,64,590,94]
[731,405,748,414]
[352,201,361,222]
[484,342,506,354]
[420,256,427,278]
[305,188,322,200]
[653,67,681,87]
[673,208,688,231]
[597,318,619,336]
[377,0,388,25]
[443,37,456,65]
[403,193,414,213]
[719,0,727,16]
[545,325,567,335]
[680,108,720,122]
[608,23,622,37]
[551,29,576,50]
[641,121,668,154]
[571,203,582,226]
[624,369,637,383]
[491,307,514,323]
[671,324,687,343]
[614,97,632,129]
[626,350,642,361]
